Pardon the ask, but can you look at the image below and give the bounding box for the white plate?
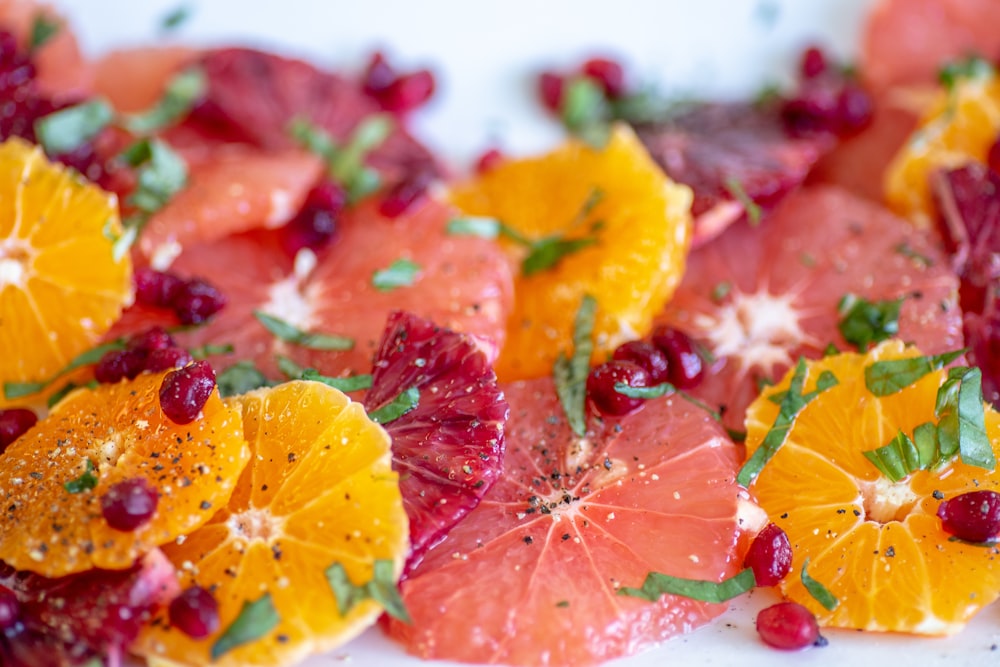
[49,1,1000,665]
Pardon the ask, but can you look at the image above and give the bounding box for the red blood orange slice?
[384,377,754,666]
[655,185,964,432]
[364,310,508,575]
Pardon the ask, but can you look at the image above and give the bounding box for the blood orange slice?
[655,185,964,432]
[384,377,754,666]
[364,310,508,575]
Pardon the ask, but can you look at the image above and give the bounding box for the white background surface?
[49,0,1000,665]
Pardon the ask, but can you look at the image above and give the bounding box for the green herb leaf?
[936,366,995,470]
[864,349,965,396]
[894,242,933,268]
[301,369,373,393]
[801,558,838,611]
[34,99,114,155]
[614,381,675,399]
[836,294,903,352]
[938,55,994,90]
[862,430,922,482]
[522,236,597,276]
[123,68,206,135]
[368,387,419,424]
[289,115,392,203]
[618,567,755,604]
[723,177,762,226]
[737,359,836,486]
[4,340,126,400]
[29,14,60,51]
[325,559,410,622]
[446,216,502,238]
[216,361,273,398]
[63,459,98,494]
[160,4,192,31]
[253,311,354,350]
[210,593,280,660]
[554,294,597,436]
[189,343,234,360]
[711,281,732,303]
[47,380,96,408]
[372,259,421,292]
[120,138,189,214]
[561,76,610,148]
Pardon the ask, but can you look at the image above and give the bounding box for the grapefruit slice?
[92,46,200,113]
[364,310,508,575]
[0,0,92,98]
[655,185,964,432]
[384,376,754,666]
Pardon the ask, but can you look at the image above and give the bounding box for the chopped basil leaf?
[371,259,421,292]
[554,294,597,437]
[823,343,839,357]
[47,380,95,408]
[711,281,732,303]
[123,68,205,135]
[368,387,419,424]
[210,593,280,660]
[446,216,502,238]
[723,177,762,226]
[121,138,188,213]
[618,567,755,604]
[522,236,597,276]
[275,355,305,379]
[938,55,994,90]
[894,242,933,268]
[34,99,114,155]
[64,459,98,494]
[801,558,838,611]
[289,115,392,203]
[160,4,192,31]
[301,369,373,392]
[325,559,410,622]
[216,361,273,398]
[836,294,903,351]
[737,359,837,486]
[727,428,747,443]
[614,381,675,399]
[254,311,354,350]
[863,430,923,482]
[189,343,234,360]
[864,349,965,396]
[561,76,610,148]
[29,14,60,51]
[4,340,125,400]
[936,366,994,470]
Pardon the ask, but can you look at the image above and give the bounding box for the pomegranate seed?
[134,267,184,308]
[581,56,626,99]
[835,83,874,134]
[988,135,1000,175]
[379,172,432,218]
[612,340,670,384]
[126,326,176,354]
[586,360,650,417]
[651,327,705,389]
[744,523,793,586]
[937,490,1000,543]
[171,277,227,325]
[94,348,147,384]
[0,408,37,451]
[0,584,19,631]
[159,360,216,425]
[144,346,194,373]
[280,179,346,255]
[756,601,824,650]
[800,46,828,79]
[538,71,565,113]
[168,586,220,639]
[475,148,504,174]
[361,51,397,95]
[100,478,159,532]
[377,69,435,113]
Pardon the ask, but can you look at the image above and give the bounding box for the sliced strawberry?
[364,311,508,575]
[0,550,178,667]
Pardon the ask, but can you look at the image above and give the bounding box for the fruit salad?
[1,1,1000,666]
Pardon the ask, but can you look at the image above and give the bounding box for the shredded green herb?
[210,593,280,660]
[371,259,421,292]
[29,14,60,52]
[4,340,126,400]
[289,115,393,202]
[561,76,610,148]
[277,355,373,392]
[836,294,903,352]
[618,567,755,604]
[160,4,192,31]
[801,558,838,611]
[368,387,419,424]
[63,459,98,494]
[723,177,762,226]
[123,68,205,135]
[864,349,965,396]
[325,559,410,622]
[894,242,933,268]
[710,281,732,303]
[553,294,597,436]
[216,361,273,398]
[253,311,354,350]
[938,55,994,90]
[34,99,114,155]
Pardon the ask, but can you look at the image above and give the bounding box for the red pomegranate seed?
[937,490,1000,543]
[144,347,194,373]
[744,523,793,586]
[280,179,346,255]
[475,148,504,174]
[134,267,184,308]
[988,135,1000,174]
[0,584,19,631]
[581,56,626,99]
[538,71,565,113]
[0,408,37,451]
[586,360,650,417]
[379,172,431,218]
[835,83,874,134]
[361,51,397,95]
[126,326,176,354]
[168,586,220,639]
[612,340,670,385]
[100,478,159,532]
[377,69,435,113]
[756,601,824,650]
[170,277,227,325]
[800,46,828,79]
[159,360,216,425]
[94,348,147,384]
[651,327,705,389]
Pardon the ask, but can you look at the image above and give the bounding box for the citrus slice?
[744,340,1000,634]
[883,60,1000,227]
[134,380,409,667]
[92,46,199,113]
[0,369,248,577]
[0,0,93,98]
[0,137,132,407]
[656,185,964,432]
[384,377,755,665]
[449,123,693,381]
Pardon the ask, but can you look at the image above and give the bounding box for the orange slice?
[449,123,692,381]
[744,340,1000,634]
[134,380,408,667]
[0,137,132,407]
[0,370,248,577]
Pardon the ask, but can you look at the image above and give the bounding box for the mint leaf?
[253,311,354,351]
[372,259,421,292]
[210,594,280,660]
[837,294,903,352]
[123,68,205,135]
[289,115,393,203]
[936,366,995,470]
[801,558,838,611]
[864,349,965,396]
[522,236,597,276]
[4,340,125,400]
[29,14,60,52]
[121,138,188,213]
[216,361,273,398]
[446,216,502,238]
[561,77,610,148]
[862,430,922,482]
[894,242,933,268]
[160,4,192,31]
[554,294,596,436]
[35,99,114,155]
[277,355,373,392]
[368,387,419,425]
[613,382,675,399]
[938,55,994,90]
[63,459,98,494]
[723,177,762,226]
[618,567,755,604]
[325,559,410,622]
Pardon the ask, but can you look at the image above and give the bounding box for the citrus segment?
[0,137,132,407]
[134,380,408,667]
[884,63,1000,227]
[744,340,1000,634]
[92,46,200,113]
[385,377,753,665]
[0,369,248,577]
[449,123,693,381]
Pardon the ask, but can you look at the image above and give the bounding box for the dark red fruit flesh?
[94,348,147,384]
[159,360,216,425]
[126,326,176,354]
[581,56,627,99]
[744,523,793,586]
[376,69,436,114]
[538,71,565,113]
[134,267,185,308]
[100,478,159,532]
[988,135,1000,175]
[379,172,431,218]
[800,46,828,79]
[362,51,397,96]
[144,347,195,373]
[612,340,670,384]
[586,360,651,417]
[652,327,705,389]
[756,601,824,650]
[0,409,37,451]
[937,490,1000,543]
[0,586,19,630]
[171,277,227,325]
[168,586,220,639]
[280,179,346,255]
[475,148,504,174]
